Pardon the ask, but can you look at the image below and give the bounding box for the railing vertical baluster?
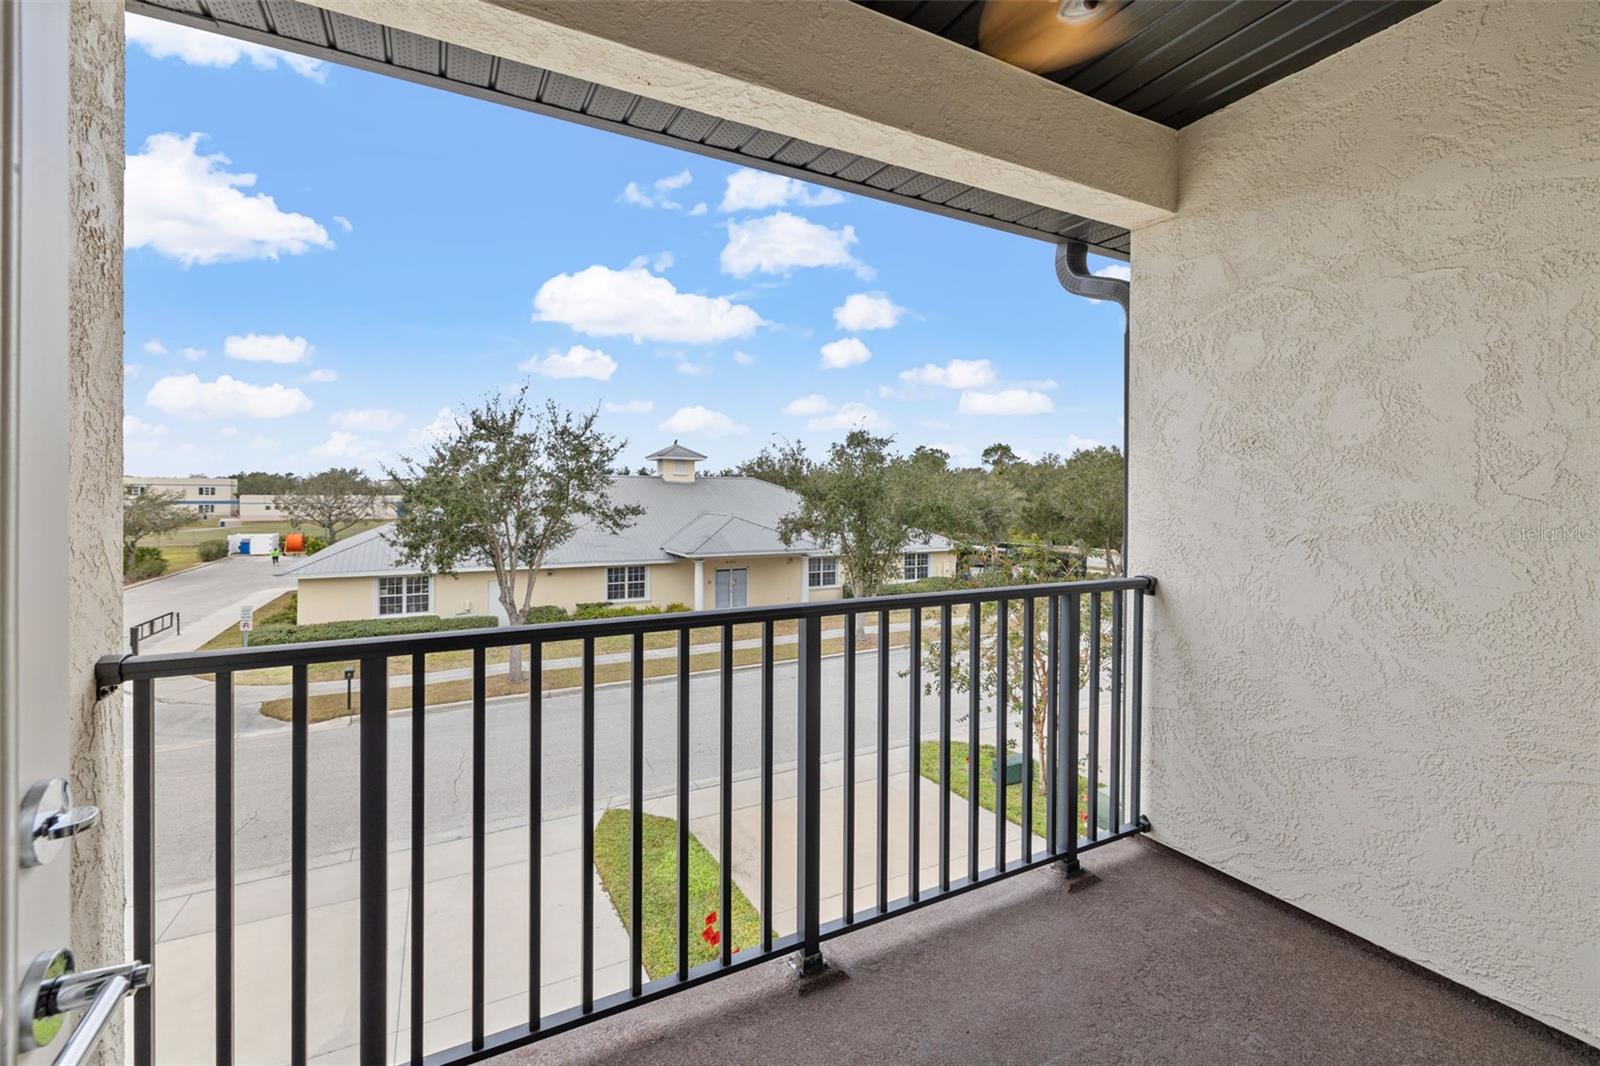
[132,678,155,1066]
[580,638,595,1012]
[938,604,951,892]
[875,607,889,914]
[1022,599,1034,863]
[215,670,234,1066]
[843,613,856,921]
[358,656,387,1062]
[630,634,645,997]
[292,665,309,1066]
[908,607,921,901]
[761,620,774,952]
[1111,590,1124,832]
[794,614,824,973]
[1088,592,1101,841]
[720,624,733,966]
[967,603,980,884]
[1066,595,1082,868]
[1130,586,1145,825]
[472,647,486,1048]
[995,602,1008,875]
[675,629,690,982]
[409,656,426,1061]
[528,642,542,1030]
[1046,597,1058,855]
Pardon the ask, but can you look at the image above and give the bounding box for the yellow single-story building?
[286,443,956,624]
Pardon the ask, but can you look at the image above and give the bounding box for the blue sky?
[122,13,1127,478]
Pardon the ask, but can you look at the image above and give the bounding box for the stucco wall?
[1130,0,1598,1042]
[66,4,125,1062]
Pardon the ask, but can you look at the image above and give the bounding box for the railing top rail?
[96,574,1156,687]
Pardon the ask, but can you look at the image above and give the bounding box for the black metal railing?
[127,610,179,654]
[96,575,1155,1066]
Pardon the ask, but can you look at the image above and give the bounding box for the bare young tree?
[122,489,190,569]
[385,390,640,683]
[273,467,379,543]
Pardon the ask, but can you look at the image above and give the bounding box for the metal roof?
[857,0,1435,129]
[645,442,709,461]
[128,0,1132,258]
[284,474,955,578]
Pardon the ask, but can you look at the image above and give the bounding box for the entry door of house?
[3,6,140,1060]
[714,568,749,608]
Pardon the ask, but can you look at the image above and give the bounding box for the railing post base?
[1055,857,1083,877]
[789,949,828,979]
[1137,815,1152,832]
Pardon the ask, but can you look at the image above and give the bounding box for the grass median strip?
[592,809,761,979]
[918,740,1089,837]
[255,629,912,722]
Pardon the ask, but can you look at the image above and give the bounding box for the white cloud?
[819,337,871,369]
[808,402,883,432]
[125,364,142,377]
[420,407,457,443]
[721,212,867,279]
[732,350,755,366]
[603,400,654,414]
[625,251,674,273]
[719,169,845,212]
[224,333,312,364]
[123,415,168,442]
[783,394,830,416]
[145,373,313,419]
[620,170,694,210]
[300,368,338,383]
[689,202,708,217]
[332,215,354,233]
[533,265,764,344]
[1095,263,1131,282]
[331,407,405,432]
[309,430,379,461]
[179,346,206,362]
[520,344,618,381]
[833,292,904,331]
[958,389,1055,416]
[1065,434,1105,452]
[125,13,328,80]
[660,405,745,438]
[673,359,710,377]
[142,339,167,355]
[899,358,996,389]
[127,133,332,266]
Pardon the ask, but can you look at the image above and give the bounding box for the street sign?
[238,606,254,631]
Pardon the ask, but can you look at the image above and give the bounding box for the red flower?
[704,910,718,927]
[701,909,721,948]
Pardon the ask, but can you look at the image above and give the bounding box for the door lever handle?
[19,778,100,867]
[18,950,152,1060]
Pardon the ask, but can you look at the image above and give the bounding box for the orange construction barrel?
[284,532,306,553]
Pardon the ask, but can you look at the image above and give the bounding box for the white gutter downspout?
[693,558,704,611]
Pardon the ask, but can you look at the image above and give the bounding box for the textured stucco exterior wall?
[66,1,124,1060]
[1130,1,1598,1043]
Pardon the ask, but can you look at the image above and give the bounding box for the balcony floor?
[511,837,1591,1065]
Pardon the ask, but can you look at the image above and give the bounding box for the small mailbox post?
[344,667,355,710]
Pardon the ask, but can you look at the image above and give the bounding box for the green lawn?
[131,520,389,583]
[591,809,762,979]
[917,740,1089,838]
[199,591,299,651]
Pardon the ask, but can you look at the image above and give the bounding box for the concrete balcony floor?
[514,838,1592,1066]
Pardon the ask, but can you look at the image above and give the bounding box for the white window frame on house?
[377,574,432,616]
[196,503,214,516]
[198,485,216,496]
[606,565,648,602]
[807,555,838,588]
[903,552,930,580]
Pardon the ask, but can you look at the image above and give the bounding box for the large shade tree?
[273,467,381,543]
[385,391,640,682]
[122,489,190,570]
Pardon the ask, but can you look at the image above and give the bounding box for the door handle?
[19,778,100,867]
[18,949,151,1061]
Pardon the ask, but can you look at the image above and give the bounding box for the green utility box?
[991,752,1024,786]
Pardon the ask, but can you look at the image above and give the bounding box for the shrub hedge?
[243,613,497,647]
[126,546,167,581]
[196,540,228,562]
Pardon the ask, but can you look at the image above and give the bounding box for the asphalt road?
[148,645,983,892]
[124,553,295,653]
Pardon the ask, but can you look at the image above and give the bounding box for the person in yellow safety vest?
[271,544,281,566]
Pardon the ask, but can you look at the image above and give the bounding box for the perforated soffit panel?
[128,0,1132,259]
